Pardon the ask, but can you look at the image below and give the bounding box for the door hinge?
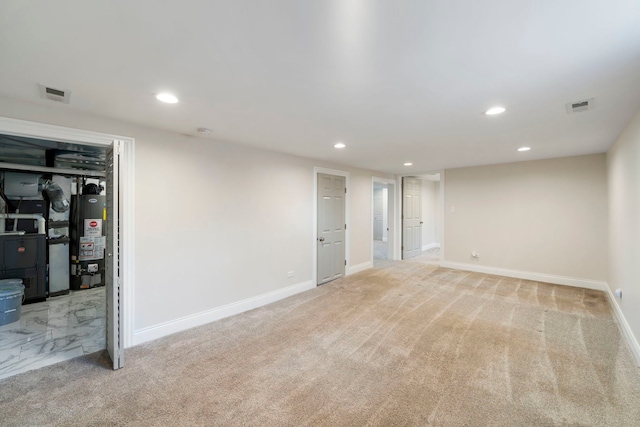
[344,260,347,266]
[344,224,347,230]
[344,187,347,194]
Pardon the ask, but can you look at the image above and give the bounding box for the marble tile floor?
[0,287,106,380]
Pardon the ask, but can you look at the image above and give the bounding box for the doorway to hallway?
[371,177,396,264]
[373,183,388,260]
[400,173,443,263]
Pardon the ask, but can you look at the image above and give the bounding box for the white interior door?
[105,141,124,369]
[317,173,346,285]
[373,187,384,240]
[402,177,422,259]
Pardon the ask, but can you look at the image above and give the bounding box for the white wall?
[607,108,640,363]
[444,154,607,283]
[0,97,389,345]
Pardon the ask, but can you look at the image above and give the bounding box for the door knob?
[318,237,325,242]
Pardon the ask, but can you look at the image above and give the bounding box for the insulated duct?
[43,181,70,213]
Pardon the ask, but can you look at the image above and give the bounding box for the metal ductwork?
[43,181,70,213]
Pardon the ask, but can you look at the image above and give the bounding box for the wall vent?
[38,84,71,104]
[566,98,594,114]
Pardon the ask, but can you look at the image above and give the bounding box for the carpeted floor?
[1,259,639,426]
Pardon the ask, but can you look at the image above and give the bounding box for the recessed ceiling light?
[156,93,179,103]
[517,146,531,152]
[404,162,413,166]
[334,142,346,149]
[485,106,506,115]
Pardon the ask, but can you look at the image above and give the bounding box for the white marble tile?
[0,287,106,379]
[0,330,52,352]
[0,309,47,332]
[82,337,106,354]
[18,305,50,320]
[47,304,74,319]
[19,335,84,358]
[0,347,21,365]
[74,307,98,323]
[22,316,51,330]
[0,346,85,380]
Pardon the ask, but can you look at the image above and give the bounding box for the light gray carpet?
[1,259,640,426]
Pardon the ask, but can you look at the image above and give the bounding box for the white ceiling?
[1,0,639,174]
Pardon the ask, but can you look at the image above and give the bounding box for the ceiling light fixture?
[334,142,346,149]
[485,106,506,115]
[517,146,531,152]
[156,93,179,104]
[404,162,413,166]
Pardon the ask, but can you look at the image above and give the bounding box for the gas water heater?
[70,193,105,290]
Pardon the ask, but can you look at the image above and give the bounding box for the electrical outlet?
[287,271,294,278]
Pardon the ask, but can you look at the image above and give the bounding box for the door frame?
[371,177,397,261]
[0,116,135,348]
[397,171,446,262]
[313,167,349,286]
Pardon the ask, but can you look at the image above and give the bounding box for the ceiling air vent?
[566,98,594,114]
[38,84,71,104]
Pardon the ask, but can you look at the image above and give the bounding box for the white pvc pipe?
[0,213,46,234]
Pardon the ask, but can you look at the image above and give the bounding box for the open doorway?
[0,166,105,379]
[371,177,396,264]
[0,117,133,379]
[400,172,443,264]
[373,183,388,260]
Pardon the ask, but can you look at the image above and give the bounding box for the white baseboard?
[440,261,608,291]
[604,286,640,367]
[348,261,373,275]
[133,280,314,346]
[422,242,441,251]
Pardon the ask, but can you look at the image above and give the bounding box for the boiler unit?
[70,194,106,290]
